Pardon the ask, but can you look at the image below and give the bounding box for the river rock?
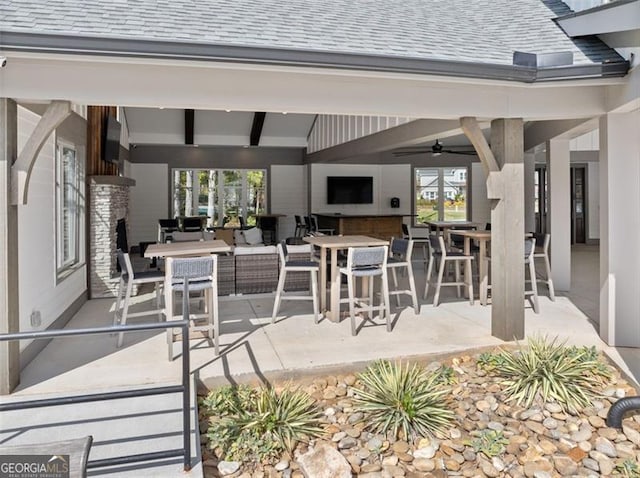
[413,445,437,459]
[297,443,351,478]
[218,461,241,476]
[594,437,617,458]
[412,458,436,472]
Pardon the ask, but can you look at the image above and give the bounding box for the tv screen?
[103,115,122,163]
[327,176,373,204]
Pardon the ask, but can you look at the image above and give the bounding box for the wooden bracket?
[11,101,72,205]
[460,116,500,176]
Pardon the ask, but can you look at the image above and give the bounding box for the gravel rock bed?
[199,351,640,478]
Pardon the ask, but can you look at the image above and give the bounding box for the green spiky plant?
[433,365,457,386]
[352,360,454,439]
[615,459,640,478]
[204,385,323,463]
[467,429,509,458]
[488,336,612,413]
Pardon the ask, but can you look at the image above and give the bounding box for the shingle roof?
[0,0,623,67]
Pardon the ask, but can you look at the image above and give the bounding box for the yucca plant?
[205,385,323,462]
[491,336,612,413]
[615,458,640,478]
[353,360,454,439]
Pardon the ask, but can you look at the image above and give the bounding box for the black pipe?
[606,396,640,428]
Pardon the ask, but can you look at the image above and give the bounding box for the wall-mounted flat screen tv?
[327,176,373,204]
[102,115,122,164]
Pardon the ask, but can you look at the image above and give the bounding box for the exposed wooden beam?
[12,100,71,205]
[250,112,266,146]
[523,118,595,152]
[185,108,194,145]
[305,119,463,163]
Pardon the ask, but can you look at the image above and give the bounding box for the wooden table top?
[424,220,479,229]
[303,235,389,248]
[144,240,231,258]
[448,230,491,240]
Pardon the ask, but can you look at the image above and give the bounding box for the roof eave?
[0,30,630,83]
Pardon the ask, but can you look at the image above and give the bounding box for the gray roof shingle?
[0,0,623,67]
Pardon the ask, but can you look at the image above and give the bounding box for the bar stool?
[339,246,391,336]
[271,241,320,323]
[386,238,419,314]
[424,235,474,306]
[113,250,165,348]
[402,223,429,270]
[532,233,555,301]
[482,238,539,313]
[165,255,219,360]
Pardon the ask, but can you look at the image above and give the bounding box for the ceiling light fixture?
[282,112,288,115]
[225,109,231,113]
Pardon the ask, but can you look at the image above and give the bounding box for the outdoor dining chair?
[165,255,219,360]
[113,250,164,348]
[532,233,555,301]
[339,246,391,336]
[271,241,320,324]
[386,238,419,314]
[424,235,474,306]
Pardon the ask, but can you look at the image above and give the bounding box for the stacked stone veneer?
[89,176,136,298]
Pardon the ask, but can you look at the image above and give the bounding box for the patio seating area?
[11,245,637,398]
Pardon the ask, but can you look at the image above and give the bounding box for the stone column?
[546,139,571,291]
[490,119,525,341]
[0,99,20,394]
[89,176,136,298]
[599,110,640,346]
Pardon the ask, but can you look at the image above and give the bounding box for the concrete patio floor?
[3,245,639,478]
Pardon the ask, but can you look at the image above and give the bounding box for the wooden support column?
[0,98,20,394]
[491,119,525,340]
[461,117,525,341]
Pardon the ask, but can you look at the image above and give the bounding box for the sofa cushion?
[234,245,277,255]
[234,229,247,246]
[243,227,264,245]
[202,231,216,241]
[215,228,234,246]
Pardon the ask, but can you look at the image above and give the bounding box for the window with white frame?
[55,140,81,273]
[172,169,267,228]
[414,166,469,224]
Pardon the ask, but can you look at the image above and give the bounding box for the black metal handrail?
[0,282,193,472]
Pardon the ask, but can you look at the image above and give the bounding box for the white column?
[546,139,571,291]
[0,99,20,394]
[599,110,640,346]
[524,152,536,233]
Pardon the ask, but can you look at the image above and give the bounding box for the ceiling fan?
[392,139,477,157]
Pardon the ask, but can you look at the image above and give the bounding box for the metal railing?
[0,283,193,472]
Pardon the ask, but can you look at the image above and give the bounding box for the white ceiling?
[124,107,316,147]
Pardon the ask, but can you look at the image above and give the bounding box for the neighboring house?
[0,0,638,394]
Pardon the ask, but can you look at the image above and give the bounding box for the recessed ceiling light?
[159,107,165,110]
[282,112,288,115]
[225,109,231,113]
[243,145,249,148]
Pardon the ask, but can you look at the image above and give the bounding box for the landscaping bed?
[199,338,640,477]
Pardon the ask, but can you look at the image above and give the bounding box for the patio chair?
[386,238,419,314]
[182,216,204,232]
[310,215,334,235]
[339,246,391,336]
[532,233,555,301]
[158,218,179,243]
[294,214,307,237]
[482,238,539,313]
[402,223,429,270]
[424,235,474,306]
[271,241,320,323]
[113,250,164,348]
[165,255,219,360]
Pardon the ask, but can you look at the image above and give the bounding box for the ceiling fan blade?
[392,150,430,157]
[443,150,477,156]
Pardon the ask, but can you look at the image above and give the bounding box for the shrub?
[486,336,612,413]
[467,429,508,458]
[204,385,322,463]
[615,458,640,478]
[433,365,457,386]
[353,360,454,439]
[477,351,506,370]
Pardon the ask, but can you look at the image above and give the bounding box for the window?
[55,141,81,274]
[414,167,468,224]
[172,169,267,227]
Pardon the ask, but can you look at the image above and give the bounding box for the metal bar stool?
[114,250,164,348]
[165,255,219,360]
[386,238,419,314]
[271,241,320,323]
[339,246,391,336]
[424,235,474,306]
